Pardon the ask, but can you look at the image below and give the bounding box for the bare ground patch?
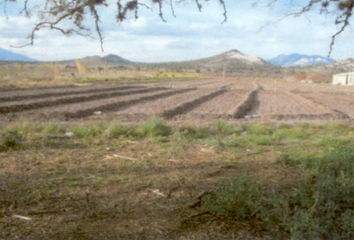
[0,133,304,240]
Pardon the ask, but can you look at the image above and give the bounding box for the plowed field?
[1,79,354,122]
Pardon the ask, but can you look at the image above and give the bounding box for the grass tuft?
[137,117,172,138]
[70,123,106,138]
[0,131,24,151]
[106,123,137,139]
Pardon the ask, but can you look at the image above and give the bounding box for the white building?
[333,72,354,86]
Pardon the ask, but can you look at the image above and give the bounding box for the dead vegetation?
[1,120,354,239]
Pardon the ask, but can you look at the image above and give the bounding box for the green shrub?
[214,120,227,135]
[245,135,272,146]
[313,135,351,148]
[248,124,273,135]
[179,126,211,139]
[272,128,308,141]
[202,174,263,220]
[214,120,244,135]
[203,145,354,239]
[107,124,137,138]
[71,124,105,138]
[41,122,64,135]
[275,151,315,168]
[0,131,24,151]
[137,117,171,138]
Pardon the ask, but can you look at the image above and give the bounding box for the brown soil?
[1,79,354,122]
[0,138,304,240]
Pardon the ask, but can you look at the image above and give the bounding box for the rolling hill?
[136,50,279,73]
[307,58,354,74]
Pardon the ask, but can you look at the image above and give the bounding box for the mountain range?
[0,47,36,62]
[1,47,352,75]
[267,54,335,67]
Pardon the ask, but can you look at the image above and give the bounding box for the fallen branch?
[105,154,138,161]
[187,191,213,208]
[150,189,166,197]
[12,214,32,221]
[188,211,210,218]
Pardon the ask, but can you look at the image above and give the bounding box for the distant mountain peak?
[77,54,133,66]
[0,47,36,62]
[218,49,266,65]
[267,53,335,67]
[103,54,132,63]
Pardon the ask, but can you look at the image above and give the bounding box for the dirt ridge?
[63,88,197,119]
[0,85,143,102]
[270,113,347,120]
[232,86,260,118]
[0,87,166,114]
[161,89,227,119]
[297,93,351,119]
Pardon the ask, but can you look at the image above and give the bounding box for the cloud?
[0,1,352,62]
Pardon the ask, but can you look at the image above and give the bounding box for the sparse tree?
[1,0,353,55]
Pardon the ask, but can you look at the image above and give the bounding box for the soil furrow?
[233,88,260,118]
[64,88,196,119]
[270,113,344,120]
[180,90,248,120]
[299,92,354,118]
[0,84,79,93]
[294,92,350,119]
[0,87,165,114]
[161,89,227,119]
[112,89,216,121]
[0,85,143,102]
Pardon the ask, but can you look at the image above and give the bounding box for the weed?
[41,122,64,135]
[71,123,106,138]
[214,120,227,135]
[203,145,354,239]
[179,126,211,139]
[107,124,137,139]
[272,127,308,141]
[248,124,273,135]
[202,173,263,220]
[0,131,24,151]
[312,135,351,148]
[1,122,32,138]
[214,120,244,135]
[137,117,172,138]
[275,151,315,167]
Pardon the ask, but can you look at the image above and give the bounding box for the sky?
[0,0,353,62]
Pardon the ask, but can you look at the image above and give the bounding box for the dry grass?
[3,120,350,239]
[0,63,202,88]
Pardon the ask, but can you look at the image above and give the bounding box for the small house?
[333,72,354,86]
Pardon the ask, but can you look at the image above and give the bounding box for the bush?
[203,145,354,239]
[202,174,263,220]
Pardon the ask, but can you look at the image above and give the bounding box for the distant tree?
[1,0,353,55]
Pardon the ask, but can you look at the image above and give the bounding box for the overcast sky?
[0,0,353,62]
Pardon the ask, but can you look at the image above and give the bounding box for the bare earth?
[1,78,354,123]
